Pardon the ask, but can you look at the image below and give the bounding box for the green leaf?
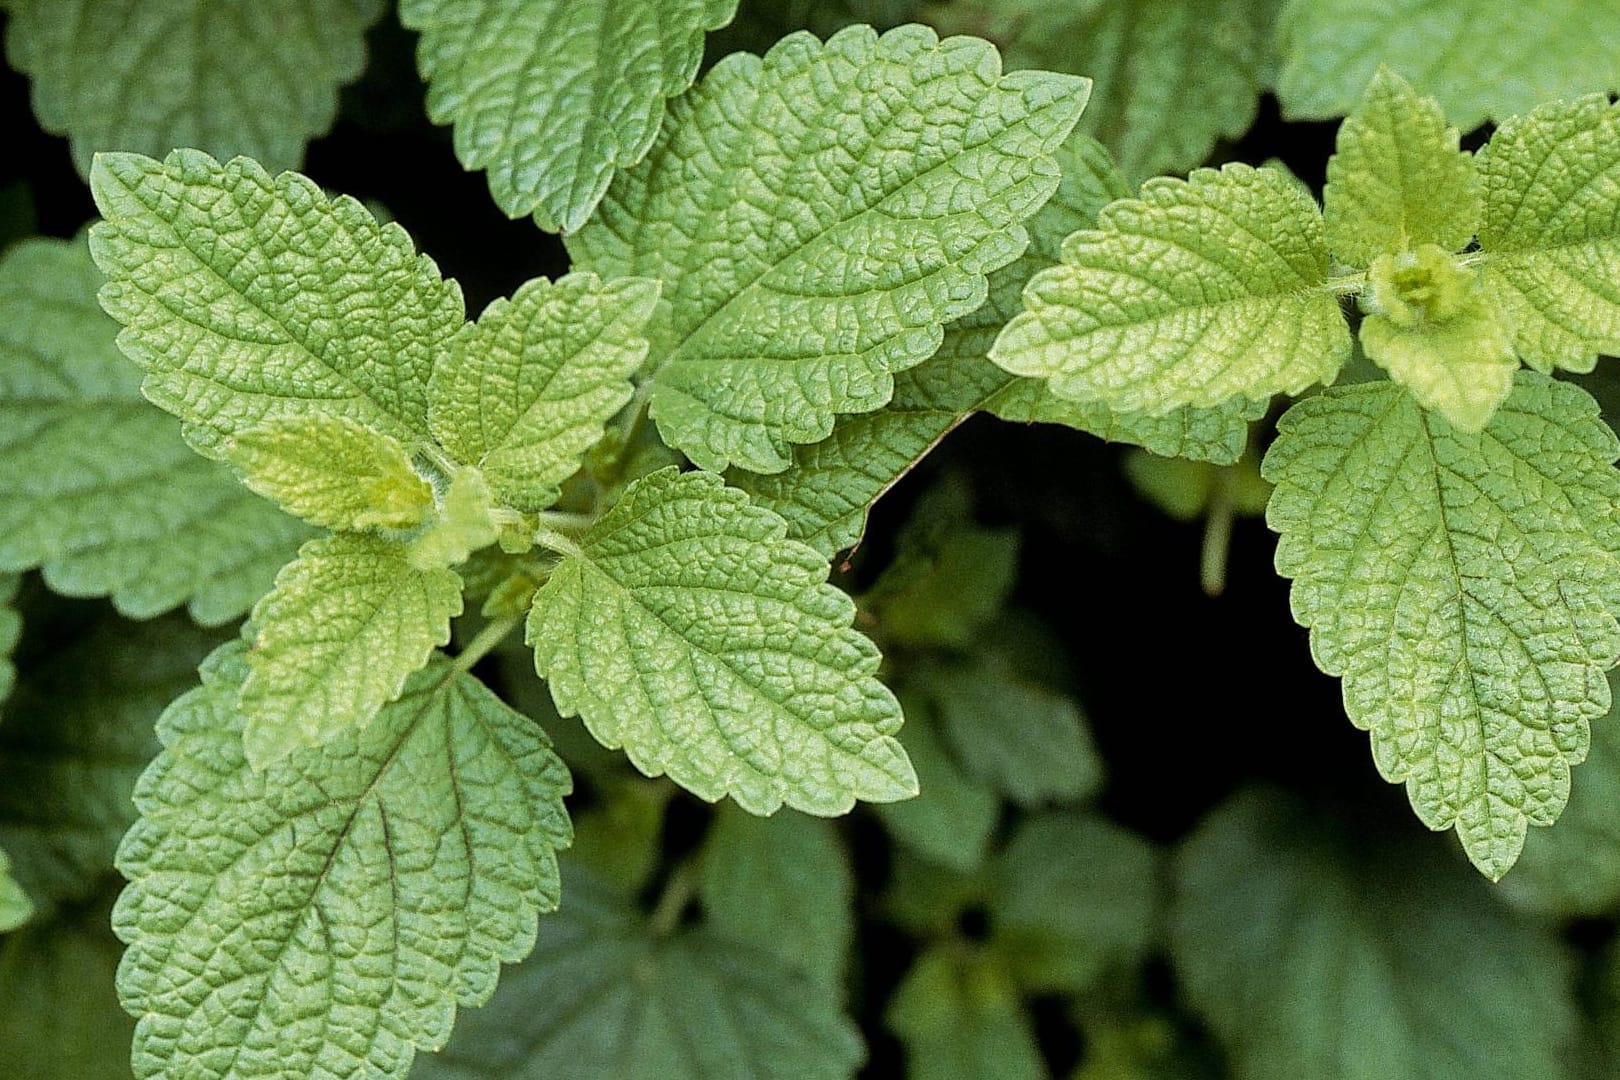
[428,273,660,511]
[1478,95,1620,374]
[0,574,18,706]
[225,416,435,531]
[0,616,215,915]
[1263,375,1620,879]
[89,149,466,455]
[1171,787,1577,1080]
[1275,0,1620,129]
[568,24,1090,473]
[240,533,464,769]
[0,907,135,1076]
[413,869,864,1080]
[887,945,1043,1080]
[567,777,672,895]
[0,236,311,624]
[115,640,572,1080]
[990,813,1158,995]
[2,0,383,176]
[1505,672,1620,917]
[0,847,30,933]
[400,0,739,232]
[925,0,1278,181]
[529,467,916,814]
[1323,67,1479,267]
[699,805,854,990]
[991,164,1350,414]
[874,696,998,874]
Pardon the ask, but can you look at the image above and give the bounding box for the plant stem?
[649,858,700,939]
[1201,477,1235,598]
[453,612,523,672]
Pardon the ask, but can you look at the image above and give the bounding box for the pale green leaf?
[90,149,466,455]
[990,813,1158,995]
[1263,375,1620,878]
[874,696,998,874]
[887,945,1043,1080]
[0,908,135,1079]
[0,575,18,707]
[0,616,214,915]
[400,0,739,232]
[926,0,1279,180]
[568,24,1090,473]
[428,273,660,510]
[240,533,464,769]
[992,164,1350,413]
[2,0,382,176]
[0,847,30,933]
[225,416,435,531]
[413,869,864,1080]
[1360,287,1517,433]
[699,805,854,990]
[1323,66,1479,266]
[1172,787,1576,1080]
[1478,95,1620,374]
[1505,672,1620,917]
[404,466,502,570]
[734,135,1259,558]
[1275,0,1620,129]
[115,640,572,1080]
[0,235,312,623]
[529,468,915,814]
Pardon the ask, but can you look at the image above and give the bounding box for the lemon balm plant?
[2,2,1620,1079]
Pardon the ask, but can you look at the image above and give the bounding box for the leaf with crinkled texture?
[1505,673,1620,917]
[2,0,382,176]
[1478,95,1620,374]
[241,533,463,769]
[0,616,214,915]
[1359,289,1517,433]
[0,575,17,706]
[733,135,1259,557]
[115,640,573,1080]
[413,869,864,1080]
[992,164,1350,414]
[991,813,1158,995]
[226,417,435,530]
[888,945,1043,1080]
[699,805,854,990]
[1275,0,1620,130]
[1264,375,1620,879]
[400,0,738,232]
[1172,787,1576,1080]
[1324,67,1479,266]
[429,274,659,510]
[568,24,1090,473]
[875,697,997,873]
[926,0,1278,181]
[529,467,915,814]
[90,150,466,455]
[0,236,311,624]
[0,907,136,1078]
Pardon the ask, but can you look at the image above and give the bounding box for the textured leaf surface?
[887,946,1042,1080]
[927,0,1277,180]
[414,870,864,1080]
[1359,284,1517,433]
[241,533,464,769]
[699,806,854,990]
[568,24,1090,473]
[1264,375,1620,878]
[1275,0,1620,129]
[529,468,915,814]
[0,236,310,624]
[0,910,136,1079]
[1506,672,1620,917]
[401,0,738,232]
[3,0,382,175]
[874,697,997,873]
[1478,96,1620,374]
[0,616,214,914]
[734,135,1259,557]
[115,641,572,1080]
[429,273,659,510]
[225,417,434,531]
[1172,788,1576,1080]
[1323,67,1479,266]
[992,164,1350,413]
[90,150,466,455]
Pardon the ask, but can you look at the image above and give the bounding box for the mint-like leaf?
[225,417,436,531]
